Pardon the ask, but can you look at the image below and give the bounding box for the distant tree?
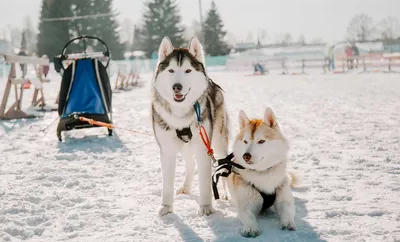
[282,33,293,45]
[297,34,306,45]
[346,13,375,42]
[69,0,124,59]
[379,17,400,40]
[37,0,71,58]
[138,0,185,58]
[258,29,268,46]
[203,1,230,56]
[20,30,27,50]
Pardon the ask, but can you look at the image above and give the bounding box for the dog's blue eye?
[168,69,174,73]
[258,140,265,144]
[185,69,192,73]
[244,140,248,144]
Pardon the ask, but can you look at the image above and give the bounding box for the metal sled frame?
[56,36,113,141]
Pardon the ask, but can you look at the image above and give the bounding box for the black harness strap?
[212,153,276,211]
[212,153,245,199]
[176,127,192,143]
[251,185,276,213]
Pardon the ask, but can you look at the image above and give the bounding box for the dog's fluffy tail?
[288,171,299,188]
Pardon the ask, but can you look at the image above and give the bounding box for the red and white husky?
[225,108,297,237]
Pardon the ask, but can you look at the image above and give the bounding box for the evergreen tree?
[203,1,230,56]
[69,0,124,59]
[92,0,124,59]
[37,0,72,58]
[138,0,185,58]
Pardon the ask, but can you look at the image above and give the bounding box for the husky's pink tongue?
[174,94,184,100]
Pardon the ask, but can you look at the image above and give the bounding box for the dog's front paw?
[158,205,173,216]
[242,224,260,238]
[280,220,296,231]
[176,186,191,195]
[198,205,215,216]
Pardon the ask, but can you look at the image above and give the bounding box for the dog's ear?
[264,107,277,127]
[188,36,205,64]
[238,110,250,129]
[158,37,174,62]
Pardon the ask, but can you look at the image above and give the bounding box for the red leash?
[194,102,217,164]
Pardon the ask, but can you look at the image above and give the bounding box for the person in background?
[328,45,335,71]
[253,61,266,75]
[352,42,360,69]
[345,45,353,69]
[42,55,50,77]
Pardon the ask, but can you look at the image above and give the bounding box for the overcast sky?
[0,0,399,43]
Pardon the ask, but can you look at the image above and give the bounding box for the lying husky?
[152,36,228,216]
[224,108,296,237]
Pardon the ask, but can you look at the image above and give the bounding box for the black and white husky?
[152,37,228,216]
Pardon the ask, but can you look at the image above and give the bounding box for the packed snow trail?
[0,72,399,242]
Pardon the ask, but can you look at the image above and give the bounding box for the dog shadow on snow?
[162,191,326,242]
[57,130,128,154]
[207,193,327,242]
[161,213,204,242]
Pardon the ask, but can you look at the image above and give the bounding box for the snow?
[1,70,400,242]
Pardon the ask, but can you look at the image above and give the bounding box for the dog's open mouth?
[246,160,253,165]
[173,88,190,102]
[174,93,186,102]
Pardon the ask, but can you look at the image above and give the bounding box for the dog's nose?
[172,83,182,93]
[243,153,252,162]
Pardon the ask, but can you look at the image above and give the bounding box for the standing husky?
[152,36,228,216]
[225,108,296,237]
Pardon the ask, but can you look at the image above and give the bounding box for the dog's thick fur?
[225,108,296,237]
[152,36,228,216]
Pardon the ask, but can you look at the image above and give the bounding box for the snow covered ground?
[0,71,399,242]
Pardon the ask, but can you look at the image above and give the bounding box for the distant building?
[234,42,258,52]
[383,39,400,53]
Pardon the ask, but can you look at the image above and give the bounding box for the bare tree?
[297,34,306,45]
[257,29,268,46]
[379,16,400,40]
[346,13,375,41]
[282,33,293,45]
